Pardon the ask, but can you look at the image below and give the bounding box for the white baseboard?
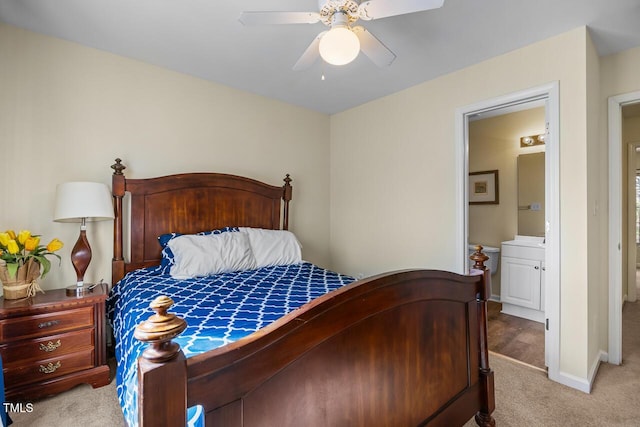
[589,351,606,382]
[552,350,606,394]
[553,370,591,393]
[500,303,545,323]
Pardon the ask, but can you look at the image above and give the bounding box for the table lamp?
[53,182,114,295]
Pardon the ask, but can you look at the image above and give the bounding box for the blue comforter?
[108,262,354,426]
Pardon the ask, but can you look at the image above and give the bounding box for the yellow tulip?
[46,238,64,252]
[7,240,19,254]
[17,230,31,245]
[6,230,16,240]
[0,232,10,247]
[25,236,40,251]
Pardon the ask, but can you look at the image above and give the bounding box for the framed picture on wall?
[469,170,499,205]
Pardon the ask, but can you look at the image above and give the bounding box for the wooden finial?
[283,174,292,201]
[134,296,187,363]
[470,244,489,271]
[282,174,293,230]
[111,158,126,175]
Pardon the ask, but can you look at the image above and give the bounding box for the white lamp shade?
[319,27,360,66]
[54,182,115,222]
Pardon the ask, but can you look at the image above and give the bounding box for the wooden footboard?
[134,250,495,427]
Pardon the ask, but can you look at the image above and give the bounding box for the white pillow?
[240,227,302,268]
[168,231,257,279]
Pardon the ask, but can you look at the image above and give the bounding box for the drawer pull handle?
[38,320,60,329]
[39,361,61,374]
[40,340,62,352]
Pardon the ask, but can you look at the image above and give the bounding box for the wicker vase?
[0,258,44,300]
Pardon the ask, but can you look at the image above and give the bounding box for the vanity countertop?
[502,235,545,248]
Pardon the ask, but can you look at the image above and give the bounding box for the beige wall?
[601,45,640,97]
[468,107,545,297]
[586,31,604,379]
[330,27,591,380]
[0,23,331,292]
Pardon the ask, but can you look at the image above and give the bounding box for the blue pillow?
[158,227,239,270]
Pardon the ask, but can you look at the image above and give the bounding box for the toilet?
[467,244,500,275]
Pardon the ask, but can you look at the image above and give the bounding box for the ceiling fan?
[239,0,445,70]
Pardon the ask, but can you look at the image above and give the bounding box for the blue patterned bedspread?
[107,262,354,426]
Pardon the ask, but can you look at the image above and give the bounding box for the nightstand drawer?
[3,348,95,388]
[0,329,94,365]
[0,306,94,342]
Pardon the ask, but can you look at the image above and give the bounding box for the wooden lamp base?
[68,222,93,297]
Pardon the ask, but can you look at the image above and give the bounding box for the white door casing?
[455,82,560,384]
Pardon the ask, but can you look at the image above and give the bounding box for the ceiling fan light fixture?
[241,0,446,70]
[319,26,360,66]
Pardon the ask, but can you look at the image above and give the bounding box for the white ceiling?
[1,0,640,114]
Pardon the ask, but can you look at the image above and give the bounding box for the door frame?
[455,81,560,383]
[608,90,640,365]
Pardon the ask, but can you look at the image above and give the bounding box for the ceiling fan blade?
[239,11,321,25]
[293,31,327,71]
[358,0,445,20]
[352,26,396,67]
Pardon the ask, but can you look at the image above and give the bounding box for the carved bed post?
[282,174,292,230]
[111,158,126,285]
[470,245,496,427]
[135,296,188,427]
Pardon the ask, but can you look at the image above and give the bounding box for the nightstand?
[0,284,111,401]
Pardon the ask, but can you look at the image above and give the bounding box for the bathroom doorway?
[455,82,560,384]
[467,103,546,370]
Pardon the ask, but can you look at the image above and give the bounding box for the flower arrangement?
[0,230,64,280]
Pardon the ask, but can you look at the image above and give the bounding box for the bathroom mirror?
[517,152,545,236]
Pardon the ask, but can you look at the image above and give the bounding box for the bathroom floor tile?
[487,301,546,370]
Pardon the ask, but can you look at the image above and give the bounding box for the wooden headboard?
[110,158,292,284]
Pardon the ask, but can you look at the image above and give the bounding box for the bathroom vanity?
[500,235,545,323]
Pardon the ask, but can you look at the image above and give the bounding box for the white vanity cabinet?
[500,236,545,323]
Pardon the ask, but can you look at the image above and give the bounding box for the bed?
[108,158,495,427]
